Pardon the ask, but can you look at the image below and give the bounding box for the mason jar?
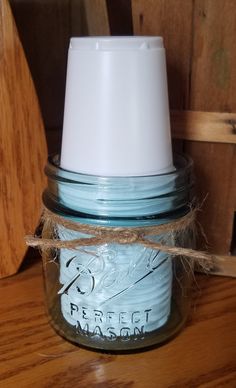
[42,153,195,352]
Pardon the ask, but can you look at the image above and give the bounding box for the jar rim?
[43,153,194,225]
[46,153,193,183]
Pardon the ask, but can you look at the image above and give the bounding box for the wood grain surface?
[0,0,47,278]
[133,0,193,110]
[83,0,109,36]
[185,0,236,255]
[202,254,236,278]
[0,257,235,387]
[171,110,236,144]
[132,0,236,255]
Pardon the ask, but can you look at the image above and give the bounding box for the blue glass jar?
[42,154,195,351]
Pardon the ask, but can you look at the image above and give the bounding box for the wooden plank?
[0,0,47,278]
[186,142,235,255]
[203,255,236,278]
[132,0,194,110]
[189,0,236,111]
[171,110,236,144]
[185,0,236,254]
[47,110,236,152]
[132,0,193,158]
[132,0,236,256]
[83,0,110,36]
[1,260,236,386]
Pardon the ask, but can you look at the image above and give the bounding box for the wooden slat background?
[8,0,236,255]
[132,0,236,255]
[185,0,236,255]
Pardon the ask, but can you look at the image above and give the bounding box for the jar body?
[42,154,195,351]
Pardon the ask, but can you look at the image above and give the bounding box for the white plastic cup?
[61,36,173,176]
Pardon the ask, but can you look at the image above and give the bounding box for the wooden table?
[0,255,236,388]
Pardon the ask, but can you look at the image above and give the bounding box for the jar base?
[46,299,188,353]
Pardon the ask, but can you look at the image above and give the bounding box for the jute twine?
[25,207,224,272]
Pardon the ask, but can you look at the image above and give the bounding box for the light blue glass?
[42,154,194,351]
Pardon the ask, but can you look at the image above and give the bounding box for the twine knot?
[25,206,222,272]
[115,231,140,244]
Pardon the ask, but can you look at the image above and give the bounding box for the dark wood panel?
[9,0,73,130]
[9,0,109,154]
[107,0,133,35]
